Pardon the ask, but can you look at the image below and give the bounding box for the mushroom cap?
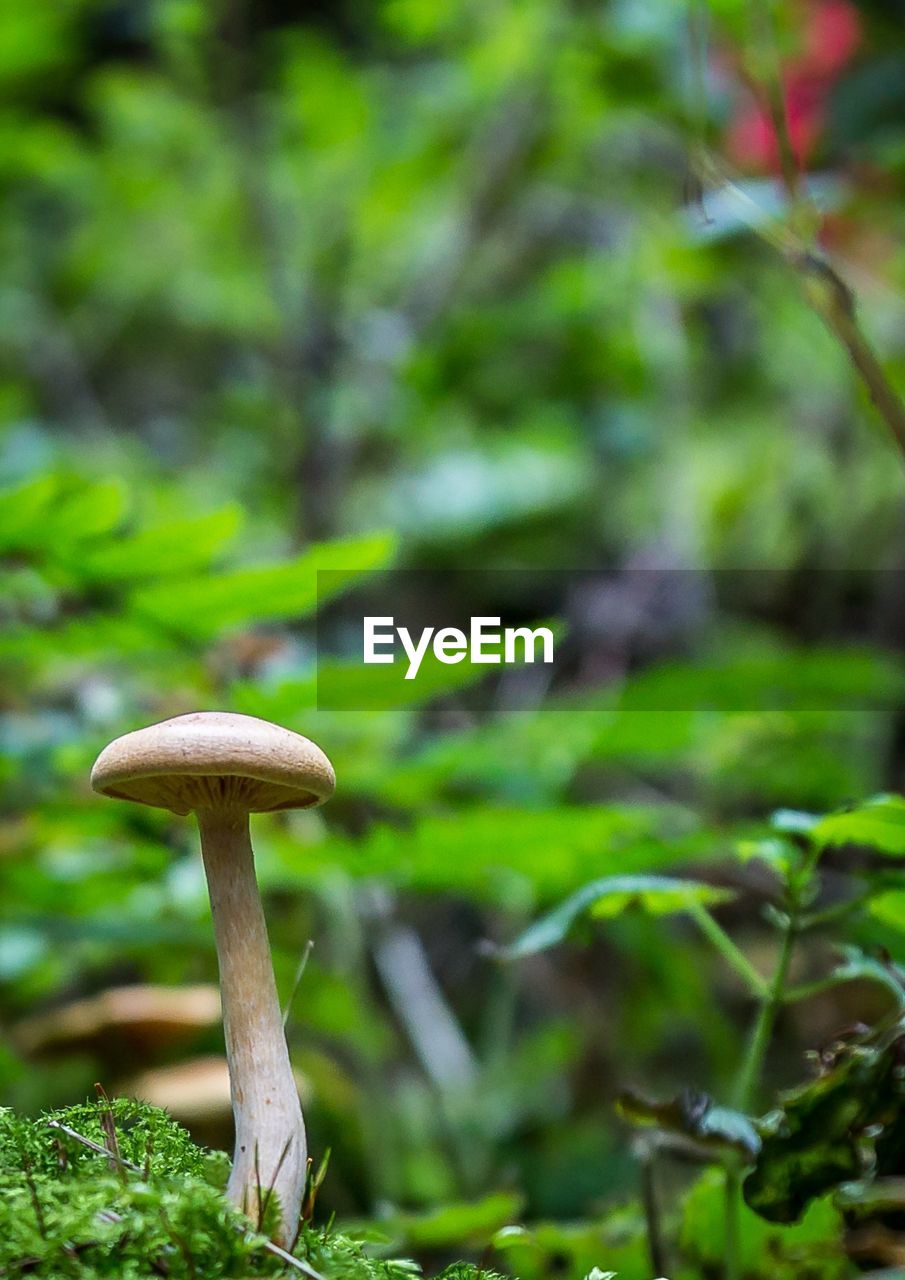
[14,984,221,1057]
[91,712,335,815]
[121,1055,310,1124]
[122,1056,234,1123]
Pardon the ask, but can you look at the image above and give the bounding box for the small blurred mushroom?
[14,984,221,1060]
[120,1055,310,1149]
[123,1055,234,1126]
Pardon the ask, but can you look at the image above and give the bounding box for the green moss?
[0,1097,214,1181]
[0,1101,427,1280]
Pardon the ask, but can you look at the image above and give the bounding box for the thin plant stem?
[22,1155,47,1240]
[684,0,713,223]
[639,1141,668,1277]
[688,0,711,151]
[802,262,905,460]
[723,846,818,1280]
[734,910,797,1112]
[799,891,871,931]
[283,939,315,1030]
[784,969,903,1005]
[724,1164,742,1280]
[750,0,803,202]
[721,912,796,1280]
[688,901,769,999]
[694,156,905,463]
[721,0,905,465]
[46,1121,139,1173]
[263,1238,325,1280]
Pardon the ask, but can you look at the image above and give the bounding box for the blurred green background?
[4,0,905,1275]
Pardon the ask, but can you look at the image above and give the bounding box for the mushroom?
[120,1054,311,1145]
[122,1055,236,1129]
[91,712,335,1244]
[14,984,221,1061]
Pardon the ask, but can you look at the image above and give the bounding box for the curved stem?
[197,807,306,1245]
[733,915,797,1113]
[688,902,769,999]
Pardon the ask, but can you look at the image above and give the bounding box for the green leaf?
[0,475,127,552]
[290,807,707,904]
[744,1015,905,1223]
[313,653,496,710]
[737,836,797,877]
[498,874,732,960]
[828,946,905,1003]
[683,1168,846,1278]
[130,532,396,636]
[380,1193,523,1249]
[811,794,905,857]
[490,1209,649,1280]
[77,506,242,581]
[617,644,905,711]
[380,705,602,807]
[870,889,905,933]
[43,478,128,545]
[617,1088,760,1159]
[0,473,62,550]
[589,708,700,763]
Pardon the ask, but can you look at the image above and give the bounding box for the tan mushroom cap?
[123,1056,234,1123]
[14,984,221,1057]
[90,712,335,816]
[121,1054,311,1124]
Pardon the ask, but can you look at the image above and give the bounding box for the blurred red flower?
[725,0,861,171]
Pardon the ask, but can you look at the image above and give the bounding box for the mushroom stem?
[197,807,306,1244]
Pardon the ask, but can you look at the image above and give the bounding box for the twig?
[695,154,905,466]
[46,1120,141,1173]
[731,0,905,464]
[95,1083,126,1183]
[21,292,112,432]
[750,0,803,201]
[262,1237,325,1279]
[798,256,905,459]
[402,90,542,334]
